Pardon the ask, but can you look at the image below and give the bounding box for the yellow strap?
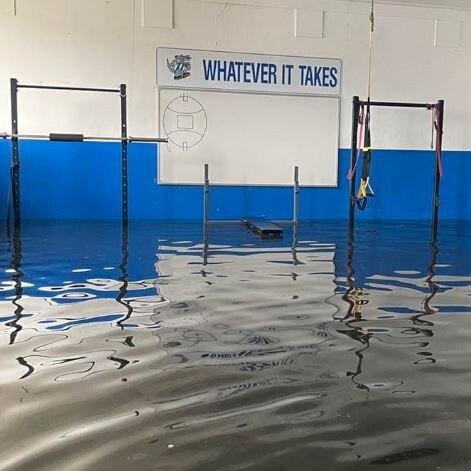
[357,179,368,199]
[362,146,371,152]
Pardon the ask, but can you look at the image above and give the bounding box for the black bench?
[241,218,283,240]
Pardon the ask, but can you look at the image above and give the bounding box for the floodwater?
[0,220,471,471]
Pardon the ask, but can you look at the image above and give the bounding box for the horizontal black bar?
[358,100,435,109]
[1,132,168,143]
[17,84,121,93]
[50,133,84,142]
[128,137,167,143]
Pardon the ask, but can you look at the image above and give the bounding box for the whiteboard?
[158,89,340,186]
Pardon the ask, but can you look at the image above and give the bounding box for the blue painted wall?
[0,139,470,220]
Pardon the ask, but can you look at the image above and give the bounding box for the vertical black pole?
[292,165,300,265]
[349,96,361,239]
[293,165,299,226]
[431,99,444,244]
[204,164,209,229]
[10,78,20,233]
[8,78,24,345]
[203,164,209,266]
[118,84,131,327]
[120,84,128,222]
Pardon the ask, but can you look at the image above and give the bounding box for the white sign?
[157,48,342,96]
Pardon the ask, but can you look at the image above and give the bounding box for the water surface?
[1,220,471,470]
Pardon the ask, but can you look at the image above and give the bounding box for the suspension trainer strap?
[356,105,374,210]
[434,106,443,178]
[430,110,435,149]
[356,0,375,211]
[348,105,365,180]
[361,106,372,183]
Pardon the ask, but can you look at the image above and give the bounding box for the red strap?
[435,108,443,179]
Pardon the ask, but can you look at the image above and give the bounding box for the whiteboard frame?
[156,87,342,188]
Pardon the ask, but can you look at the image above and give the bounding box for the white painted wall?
[0,0,470,150]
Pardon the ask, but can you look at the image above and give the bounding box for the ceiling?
[347,0,471,11]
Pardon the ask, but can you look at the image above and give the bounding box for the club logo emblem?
[167,54,192,80]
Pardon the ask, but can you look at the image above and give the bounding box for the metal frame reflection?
[5,217,135,345]
[337,231,440,389]
[116,221,134,328]
[6,225,23,345]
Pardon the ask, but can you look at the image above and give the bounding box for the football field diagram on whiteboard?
[158,89,340,186]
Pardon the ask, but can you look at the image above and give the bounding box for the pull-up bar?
[17,84,121,93]
[1,132,168,143]
[7,77,168,232]
[348,95,445,243]
[357,100,436,109]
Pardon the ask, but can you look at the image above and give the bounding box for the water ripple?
[0,220,471,470]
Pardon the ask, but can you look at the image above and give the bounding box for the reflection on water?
[0,220,471,470]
